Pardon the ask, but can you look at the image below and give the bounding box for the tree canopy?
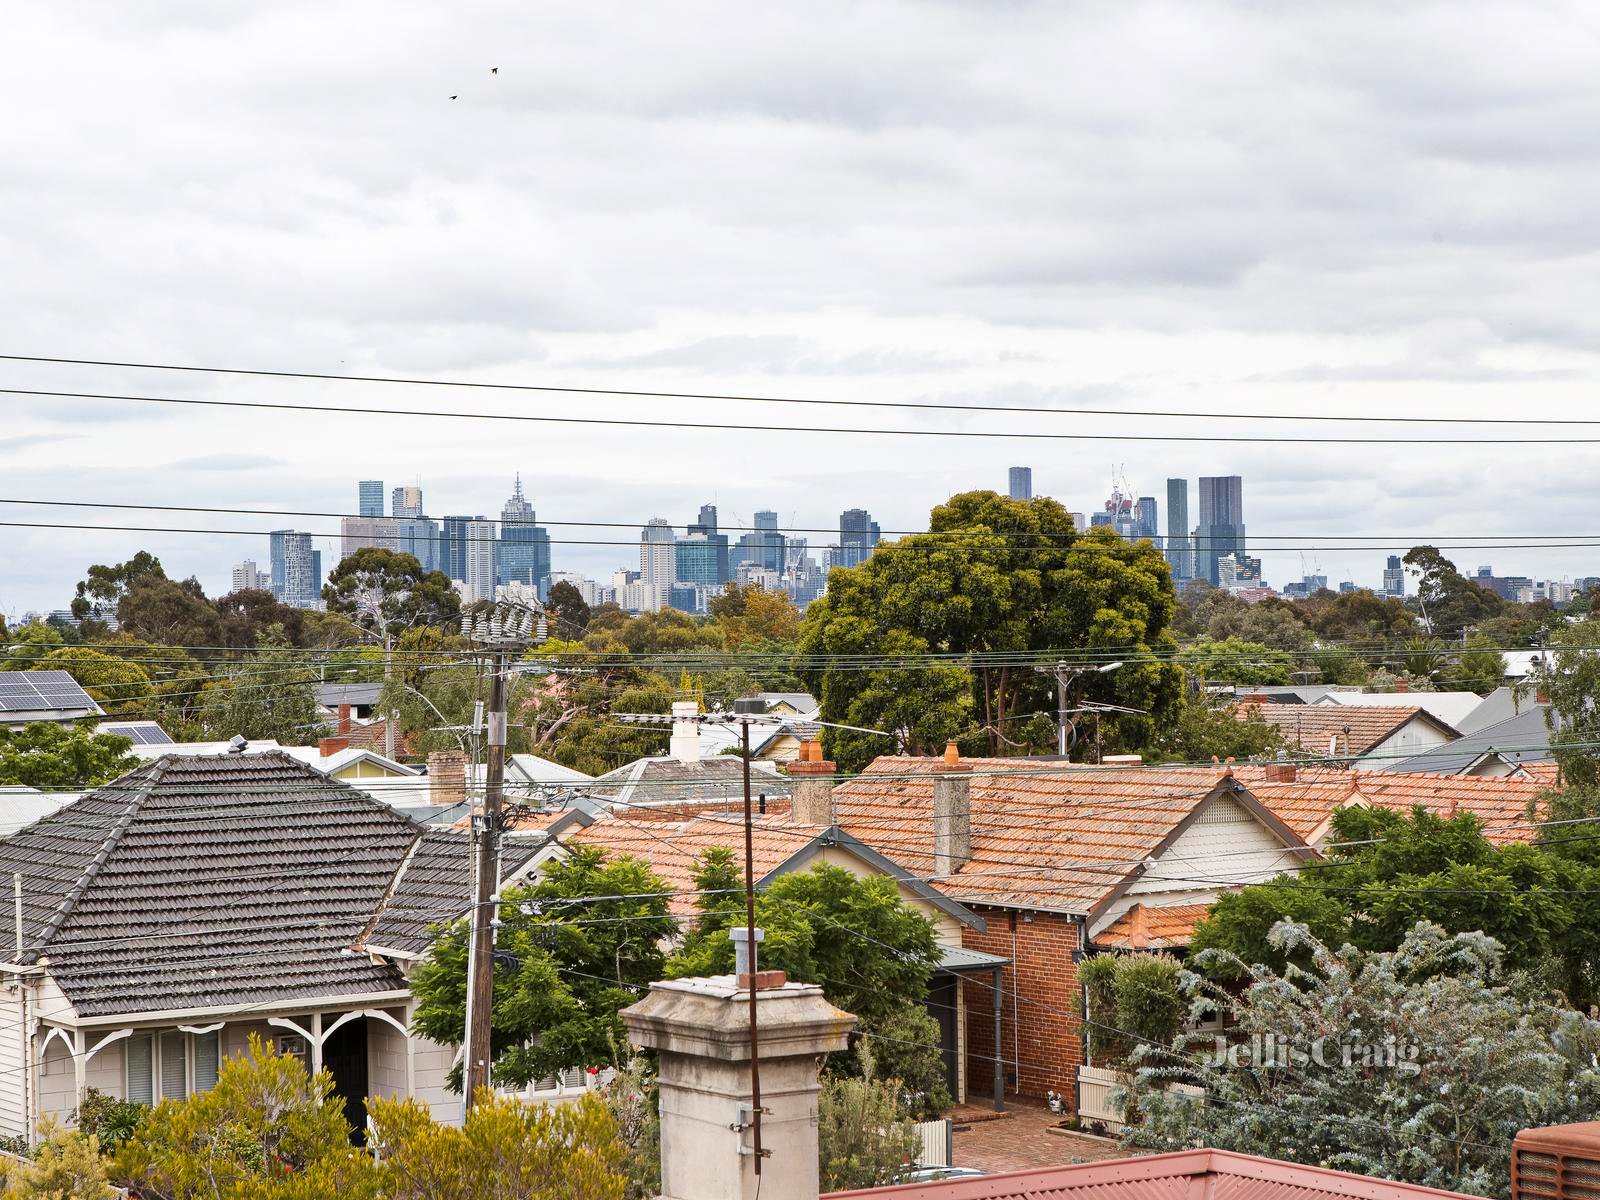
[323,548,461,649]
[0,724,136,789]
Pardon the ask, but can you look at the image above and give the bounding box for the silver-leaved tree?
[1123,920,1600,1199]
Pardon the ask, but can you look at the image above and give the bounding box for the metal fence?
[913,1117,953,1169]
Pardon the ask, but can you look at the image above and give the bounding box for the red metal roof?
[824,1147,1477,1200]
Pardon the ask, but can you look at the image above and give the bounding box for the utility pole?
[1034,660,1123,756]
[462,599,546,1107]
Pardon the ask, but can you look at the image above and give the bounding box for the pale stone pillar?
[622,976,856,1200]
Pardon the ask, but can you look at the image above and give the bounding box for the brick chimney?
[933,742,972,878]
[784,740,836,826]
[1395,678,1410,693]
[337,703,352,734]
[428,749,468,807]
[1238,691,1270,706]
[622,976,856,1200]
[318,736,349,757]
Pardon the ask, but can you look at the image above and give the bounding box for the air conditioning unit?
[1513,1123,1600,1200]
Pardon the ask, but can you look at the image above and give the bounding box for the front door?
[321,1017,369,1142]
[926,974,959,1100]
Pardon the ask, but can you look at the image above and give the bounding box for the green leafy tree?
[71,551,166,629]
[198,629,324,744]
[111,1035,368,1199]
[368,1090,625,1200]
[1144,692,1286,764]
[42,647,153,715]
[411,849,678,1088]
[323,548,461,653]
[817,1045,921,1194]
[2,1117,115,1199]
[0,725,136,789]
[213,589,307,650]
[1451,633,1507,695]
[801,492,1181,767]
[1402,545,1504,636]
[1078,953,1186,1070]
[1,621,66,670]
[1534,618,1600,789]
[1184,639,1294,686]
[74,1086,146,1152]
[709,584,801,649]
[1126,921,1600,1198]
[601,1049,660,1200]
[546,580,593,639]
[116,576,225,652]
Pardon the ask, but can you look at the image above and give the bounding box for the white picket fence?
[913,1118,953,1169]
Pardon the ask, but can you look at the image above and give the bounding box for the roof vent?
[227,734,247,754]
[1514,1123,1600,1200]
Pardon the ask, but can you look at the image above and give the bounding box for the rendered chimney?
[622,976,856,1200]
[670,700,703,765]
[428,749,468,807]
[933,749,972,878]
[784,740,836,825]
[338,703,352,734]
[1512,1121,1600,1200]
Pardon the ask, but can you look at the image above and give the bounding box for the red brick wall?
[961,907,1082,1104]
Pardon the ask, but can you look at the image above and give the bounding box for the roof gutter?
[67,988,414,1030]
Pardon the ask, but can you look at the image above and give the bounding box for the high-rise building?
[358,480,384,518]
[495,475,552,596]
[638,518,675,612]
[837,508,880,568]
[339,516,439,573]
[685,504,731,586]
[1165,479,1192,581]
[1008,467,1033,501]
[1383,555,1406,597]
[465,520,498,603]
[1196,475,1246,586]
[231,560,268,593]
[736,511,785,572]
[1135,496,1160,543]
[269,530,321,608]
[439,515,484,583]
[391,486,424,519]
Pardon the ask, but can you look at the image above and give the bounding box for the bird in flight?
[490,67,498,74]
[449,94,458,100]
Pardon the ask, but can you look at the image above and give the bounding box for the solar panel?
[101,722,175,745]
[0,671,98,714]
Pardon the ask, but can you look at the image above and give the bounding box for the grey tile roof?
[361,824,566,958]
[0,752,429,1018]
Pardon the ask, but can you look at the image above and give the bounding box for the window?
[159,1033,187,1101]
[193,1030,220,1093]
[126,1033,153,1105]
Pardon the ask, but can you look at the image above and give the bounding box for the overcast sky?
[4,1,1600,619]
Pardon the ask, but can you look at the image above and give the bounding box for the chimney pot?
[942,740,960,766]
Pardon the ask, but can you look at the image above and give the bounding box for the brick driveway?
[950,1102,1131,1174]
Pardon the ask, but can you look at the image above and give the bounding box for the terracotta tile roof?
[1095,902,1214,949]
[1241,703,1448,757]
[824,1146,1478,1200]
[828,758,1281,914]
[1235,764,1549,846]
[569,812,825,915]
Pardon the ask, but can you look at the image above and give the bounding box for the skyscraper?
[1135,496,1160,543]
[1008,467,1033,501]
[685,504,731,585]
[269,530,320,608]
[440,515,484,583]
[465,520,498,603]
[837,508,880,568]
[231,560,268,593]
[391,486,424,519]
[495,475,552,596]
[737,511,785,572]
[1383,555,1406,597]
[1197,475,1245,586]
[638,518,675,612]
[339,516,439,572]
[1165,479,1191,581]
[358,480,384,518]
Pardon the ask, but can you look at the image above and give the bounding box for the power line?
[7,384,1600,444]
[5,351,1599,427]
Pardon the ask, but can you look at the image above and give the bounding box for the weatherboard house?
[0,751,568,1141]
